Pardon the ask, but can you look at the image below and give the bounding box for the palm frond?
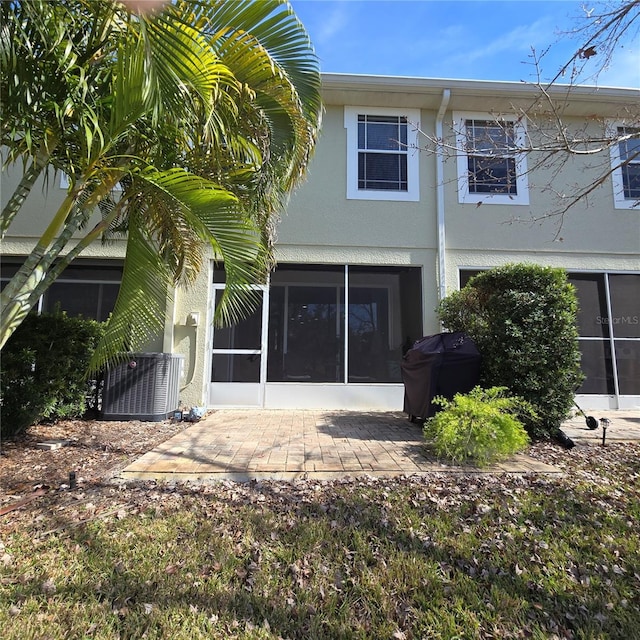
[128,167,241,285]
[134,166,272,327]
[88,220,172,373]
[199,0,322,120]
[2,0,322,352]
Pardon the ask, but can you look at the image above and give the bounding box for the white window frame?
[344,106,420,202]
[608,120,640,210]
[454,111,529,206]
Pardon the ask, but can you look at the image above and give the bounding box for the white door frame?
[208,283,269,407]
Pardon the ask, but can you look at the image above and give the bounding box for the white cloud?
[308,1,351,46]
[458,17,558,63]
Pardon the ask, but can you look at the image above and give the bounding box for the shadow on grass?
[4,465,639,639]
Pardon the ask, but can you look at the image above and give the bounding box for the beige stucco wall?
[279,105,438,251]
[0,162,107,242]
[139,98,640,406]
[274,104,442,335]
[440,115,640,258]
[1,163,128,260]
[4,77,639,409]
[171,261,212,407]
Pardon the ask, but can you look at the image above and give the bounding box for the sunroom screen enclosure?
[209,264,422,408]
[569,272,640,406]
[459,269,640,409]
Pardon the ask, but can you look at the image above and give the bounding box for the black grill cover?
[401,332,481,419]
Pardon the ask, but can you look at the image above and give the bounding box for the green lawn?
[1,443,639,639]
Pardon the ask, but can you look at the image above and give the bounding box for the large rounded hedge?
[438,264,583,439]
[0,311,104,438]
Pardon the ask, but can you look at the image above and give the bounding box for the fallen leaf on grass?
[41,578,56,594]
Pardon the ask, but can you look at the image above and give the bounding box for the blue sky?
[289,0,640,88]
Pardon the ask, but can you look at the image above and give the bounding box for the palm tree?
[0,0,321,367]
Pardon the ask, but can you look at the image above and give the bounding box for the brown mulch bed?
[0,419,188,527]
[0,419,190,494]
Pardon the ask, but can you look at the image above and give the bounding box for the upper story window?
[454,112,529,206]
[610,123,640,209]
[345,106,420,201]
[358,114,407,191]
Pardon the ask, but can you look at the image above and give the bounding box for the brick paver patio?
[119,409,575,482]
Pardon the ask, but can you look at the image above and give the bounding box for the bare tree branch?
[413,1,640,234]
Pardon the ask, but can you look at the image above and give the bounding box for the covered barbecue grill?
[401,331,481,420]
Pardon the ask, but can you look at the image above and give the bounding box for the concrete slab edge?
[118,467,563,484]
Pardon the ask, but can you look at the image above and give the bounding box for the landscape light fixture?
[600,418,610,446]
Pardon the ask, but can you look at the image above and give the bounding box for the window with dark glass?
[460,269,640,397]
[609,274,640,395]
[266,265,422,384]
[459,269,483,288]
[616,341,640,395]
[576,340,615,395]
[211,288,263,383]
[568,274,610,338]
[212,290,262,351]
[617,127,640,199]
[608,274,640,339]
[357,115,408,191]
[1,259,122,322]
[466,119,517,194]
[566,273,639,395]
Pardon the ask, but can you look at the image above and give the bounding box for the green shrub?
[0,311,105,438]
[423,386,533,466]
[438,263,583,439]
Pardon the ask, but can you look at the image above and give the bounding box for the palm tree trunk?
[31,197,128,303]
[0,176,126,349]
[0,218,100,350]
[0,188,77,300]
[0,184,86,349]
[0,145,52,240]
[0,265,48,349]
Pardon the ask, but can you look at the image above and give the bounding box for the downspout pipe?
[436,89,451,303]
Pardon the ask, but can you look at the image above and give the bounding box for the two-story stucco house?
[2,73,639,412]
